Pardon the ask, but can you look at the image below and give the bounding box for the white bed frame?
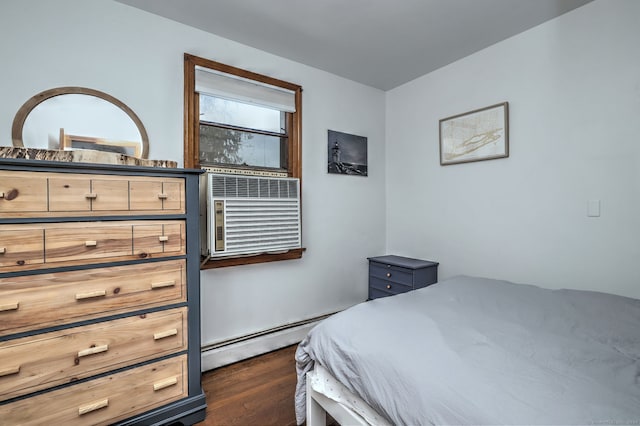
[305,370,372,426]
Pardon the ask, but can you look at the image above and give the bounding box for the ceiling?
[115,0,593,91]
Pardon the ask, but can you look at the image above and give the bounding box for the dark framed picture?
[327,130,368,176]
[439,102,509,165]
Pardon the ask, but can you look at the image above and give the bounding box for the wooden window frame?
[184,53,304,269]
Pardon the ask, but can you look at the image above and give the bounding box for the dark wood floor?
[198,344,299,426]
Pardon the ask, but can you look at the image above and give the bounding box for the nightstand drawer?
[370,277,412,295]
[0,354,188,426]
[369,263,414,286]
[368,255,439,301]
[0,259,186,335]
[0,308,187,400]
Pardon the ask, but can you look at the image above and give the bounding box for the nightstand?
[367,255,439,300]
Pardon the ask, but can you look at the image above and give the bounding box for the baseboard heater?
[201,312,335,352]
[200,312,338,371]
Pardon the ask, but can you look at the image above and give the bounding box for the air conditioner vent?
[209,175,300,199]
[206,173,301,257]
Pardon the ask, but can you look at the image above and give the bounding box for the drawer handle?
[153,376,178,391]
[0,302,19,312]
[85,193,98,200]
[76,290,107,300]
[0,247,5,254]
[0,192,4,198]
[154,328,178,340]
[386,273,392,278]
[158,193,168,200]
[78,344,109,358]
[0,365,20,377]
[158,235,169,242]
[78,398,109,416]
[151,280,176,289]
[85,240,97,247]
[386,284,392,289]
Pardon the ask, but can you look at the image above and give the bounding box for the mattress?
[295,275,640,425]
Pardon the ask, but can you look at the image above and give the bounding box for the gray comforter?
[295,276,640,425]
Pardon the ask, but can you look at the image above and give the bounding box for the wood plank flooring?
[198,344,299,426]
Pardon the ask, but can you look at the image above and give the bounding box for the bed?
[295,275,640,425]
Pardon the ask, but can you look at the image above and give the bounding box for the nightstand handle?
[158,193,168,200]
[0,247,6,254]
[85,240,97,247]
[0,192,4,198]
[159,235,169,242]
[85,193,98,200]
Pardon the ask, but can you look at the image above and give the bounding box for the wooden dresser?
[368,255,439,300]
[0,158,206,425]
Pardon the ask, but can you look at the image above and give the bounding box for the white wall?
[386,0,640,298]
[0,0,386,349]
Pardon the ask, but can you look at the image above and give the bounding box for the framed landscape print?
[439,102,509,166]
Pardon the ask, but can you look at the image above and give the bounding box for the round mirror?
[12,87,149,158]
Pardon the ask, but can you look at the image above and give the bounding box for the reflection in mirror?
[12,87,149,158]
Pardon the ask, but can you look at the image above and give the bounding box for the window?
[199,96,288,171]
[184,53,304,268]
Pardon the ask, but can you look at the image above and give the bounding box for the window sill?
[200,248,306,270]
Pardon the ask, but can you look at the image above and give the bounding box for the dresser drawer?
[130,180,183,211]
[48,176,130,212]
[133,223,184,256]
[0,228,44,269]
[45,224,133,263]
[0,354,188,425]
[0,259,186,335]
[369,263,414,286]
[0,170,185,218]
[44,220,185,265]
[0,307,187,400]
[0,220,185,272]
[369,277,412,295]
[0,172,48,214]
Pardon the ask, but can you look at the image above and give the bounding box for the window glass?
[199,124,287,169]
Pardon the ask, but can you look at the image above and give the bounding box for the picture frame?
[439,102,509,166]
[327,129,368,176]
[60,128,142,157]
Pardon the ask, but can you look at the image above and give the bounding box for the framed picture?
[327,130,368,176]
[60,128,142,157]
[439,102,509,166]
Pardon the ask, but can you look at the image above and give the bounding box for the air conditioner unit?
[205,173,301,257]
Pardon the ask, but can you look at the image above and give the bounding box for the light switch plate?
[587,200,600,217]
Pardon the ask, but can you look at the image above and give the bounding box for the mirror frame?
[12,86,149,158]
